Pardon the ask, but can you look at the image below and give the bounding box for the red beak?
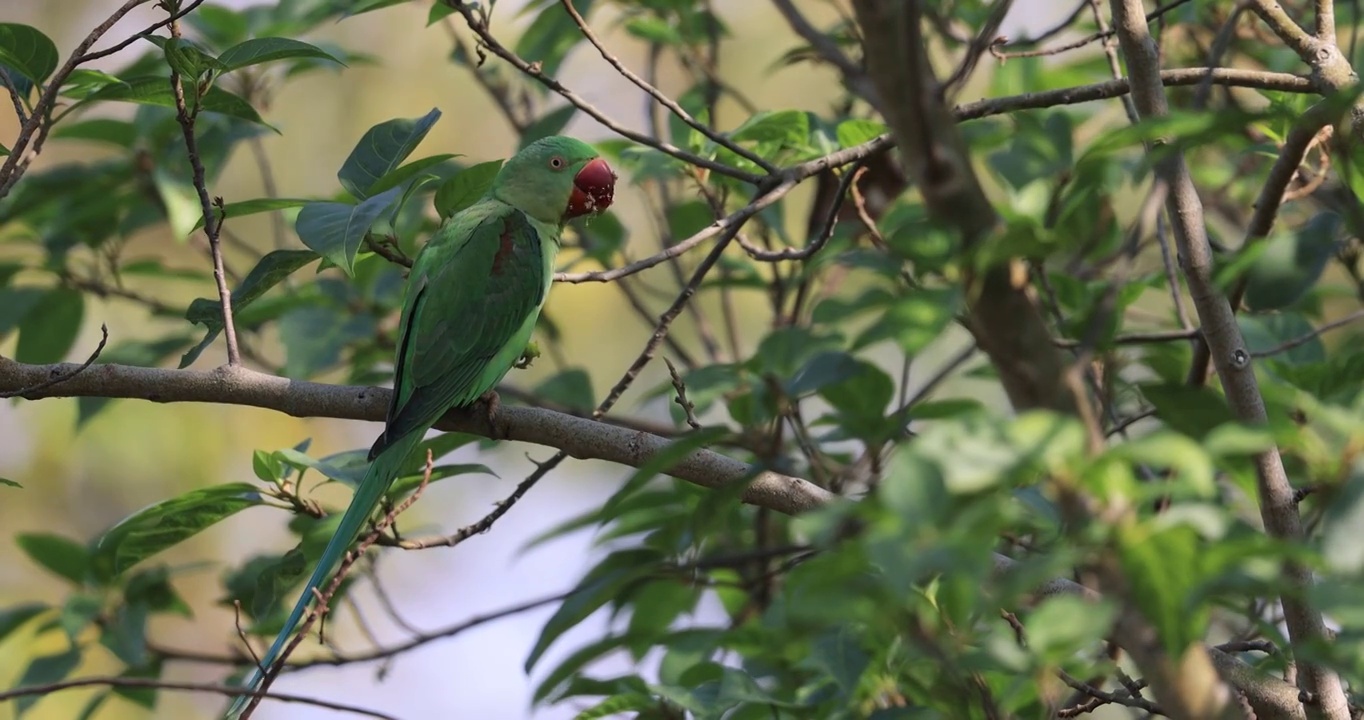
[565,157,616,219]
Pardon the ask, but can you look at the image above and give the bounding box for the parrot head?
[493,135,616,225]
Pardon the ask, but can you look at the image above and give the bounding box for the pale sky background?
[0,1,1064,719]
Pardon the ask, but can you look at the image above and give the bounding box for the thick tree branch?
[1109,1,1349,718]
[0,358,834,515]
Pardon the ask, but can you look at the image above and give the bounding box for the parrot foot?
[476,389,506,440]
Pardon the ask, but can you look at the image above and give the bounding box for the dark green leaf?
[192,197,310,231]
[338,108,441,199]
[535,368,595,413]
[787,351,862,397]
[433,159,502,219]
[85,76,269,127]
[515,0,596,79]
[16,288,83,364]
[819,358,894,440]
[295,186,404,274]
[92,483,267,579]
[217,37,343,72]
[0,477,21,488]
[526,548,662,672]
[184,249,320,331]
[520,105,578,150]
[58,593,101,639]
[51,118,139,148]
[16,532,91,585]
[1244,211,1340,311]
[279,304,376,378]
[1140,383,1235,441]
[0,23,58,84]
[387,462,495,498]
[222,547,308,625]
[100,600,150,667]
[0,603,49,642]
[14,646,81,715]
[367,153,458,197]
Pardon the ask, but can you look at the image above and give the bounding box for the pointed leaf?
[191,197,310,231]
[0,602,48,642]
[217,37,343,72]
[525,548,662,672]
[433,159,502,219]
[184,249,319,330]
[93,483,267,579]
[295,186,404,274]
[85,76,269,127]
[0,23,58,84]
[16,288,83,364]
[338,108,441,199]
[16,533,91,585]
[14,647,82,715]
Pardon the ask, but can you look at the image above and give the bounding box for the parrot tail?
[227,429,425,718]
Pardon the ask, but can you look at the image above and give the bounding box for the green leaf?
[1322,464,1364,573]
[279,304,377,378]
[52,118,139,148]
[1244,211,1340,311]
[808,628,870,694]
[731,109,809,147]
[16,532,91,585]
[217,37,343,72]
[526,548,662,672]
[387,462,496,498]
[192,197,310,231]
[16,288,83,364]
[854,287,958,354]
[222,548,308,625]
[92,483,267,579]
[57,69,129,100]
[1117,523,1207,655]
[520,105,578,150]
[14,646,82,715]
[1139,383,1235,441]
[819,359,894,440]
[835,118,888,148]
[152,166,204,241]
[515,0,596,79]
[535,368,595,413]
[433,159,503,219]
[85,76,269,127]
[58,593,101,639]
[295,186,404,274]
[787,350,862,397]
[367,153,458,197]
[0,477,21,488]
[184,249,319,331]
[338,108,441,199]
[0,602,49,643]
[0,23,58,84]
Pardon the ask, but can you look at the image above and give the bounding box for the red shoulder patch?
[491,220,516,275]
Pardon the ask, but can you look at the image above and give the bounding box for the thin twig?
[1251,308,1364,357]
[398,450,563,549]
[166,15,241,366]
[559,0,776,173]
[0,324,108,399]
[245,451,436,717]
[0,676,395,720]
[664,357,702,430]
[451,3,762,184]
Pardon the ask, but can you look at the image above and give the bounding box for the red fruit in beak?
[566,157,616,218]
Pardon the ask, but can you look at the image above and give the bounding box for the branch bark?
[0,358,834,515]
[1108,1,1349,718]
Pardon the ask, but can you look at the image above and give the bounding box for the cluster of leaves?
[3,1,1364,719]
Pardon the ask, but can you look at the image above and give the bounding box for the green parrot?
[229,136,615,716]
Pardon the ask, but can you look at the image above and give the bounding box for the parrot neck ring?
[565,157,616,219]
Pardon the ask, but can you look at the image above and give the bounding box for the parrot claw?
[476,390,505,439]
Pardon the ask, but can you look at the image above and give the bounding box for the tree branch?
[1109,1,1349,717]
[0,676,394,720]
[0,359,834,515]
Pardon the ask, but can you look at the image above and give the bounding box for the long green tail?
[227,429,425,717]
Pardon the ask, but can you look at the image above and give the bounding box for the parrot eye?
[548,155,565,169]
